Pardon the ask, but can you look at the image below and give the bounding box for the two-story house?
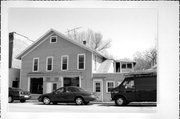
[17,29,136,101]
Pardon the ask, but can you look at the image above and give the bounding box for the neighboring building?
[9,32,32,88]
[16,29,136,101]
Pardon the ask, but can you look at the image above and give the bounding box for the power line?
[13,32,34,43]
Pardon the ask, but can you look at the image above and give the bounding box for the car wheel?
[115,96,127,106]
[75,97,84,105]
[8,96,13,103]
[20,99,26,103]
[43,97,51,105]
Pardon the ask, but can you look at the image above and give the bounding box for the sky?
[9,8,157,60]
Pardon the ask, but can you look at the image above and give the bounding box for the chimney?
[83,40,86,45]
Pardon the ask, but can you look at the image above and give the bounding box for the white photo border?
[1,1,179,119]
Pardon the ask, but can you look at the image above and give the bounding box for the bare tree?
[133,47,157,71]
[68,29,111,53]
[145,48,157,67]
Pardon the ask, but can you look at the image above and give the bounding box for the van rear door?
[135,76,156,102]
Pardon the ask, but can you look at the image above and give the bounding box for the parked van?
[111,71,156,106]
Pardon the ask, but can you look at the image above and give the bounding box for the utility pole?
[66,27,81,40]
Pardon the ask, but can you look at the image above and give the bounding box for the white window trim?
[77,53,86,70]
[32,57,39,72]
[61,55,69,71]
[50,36,57,43]
[46,56,53,72]
[106,81,115,93]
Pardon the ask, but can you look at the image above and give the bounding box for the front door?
[30,78,43,94]
[93,79,103,102]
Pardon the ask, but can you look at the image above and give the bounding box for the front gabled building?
[17,29,136,101]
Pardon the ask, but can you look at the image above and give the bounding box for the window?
[33,58,39,72]
[77,54,85,70]
[46,57,53,71]
[12,81,19,88]
[122,64,126,69]
[52,83,57,91]
[66,87,78,93]
[61,55,68,71]
[106,81,115,93]
[127,63,132,68]
[95,82,101,92]
[123,80,135,89]
[50,36,57,43]
[55,87,64,94]
[116,62,120,72]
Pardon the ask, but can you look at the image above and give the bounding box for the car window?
[76,87,85,92]
[126,80,135,88]
[55,88,64,94]
[66,87,77,93]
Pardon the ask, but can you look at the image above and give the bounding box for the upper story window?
[46,57,53,71]
[106,81,115,93]
[122,64,126,69]
[127,63,132,68]
[50,36,57,43]
[77,54,85,70]
[33,58,39,72]
[61,55,68,71]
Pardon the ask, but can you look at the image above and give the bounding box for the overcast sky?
[9,8,157,59]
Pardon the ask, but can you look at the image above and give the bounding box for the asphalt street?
[8,100,156,113]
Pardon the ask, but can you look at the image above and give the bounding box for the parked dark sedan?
[38,86,96,105]
[9,87,31,103]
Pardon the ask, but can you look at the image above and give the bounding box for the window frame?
[50,36,57,43]
[121,63,126,69]
[106,81,115,93]
[127,63,132,69]
[46,56,53,72]
[32,57,39,72]
[77,53,86,70]
[95,82,101,92]
[61,55,69,71]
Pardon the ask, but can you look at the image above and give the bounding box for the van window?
[123,79,134,89]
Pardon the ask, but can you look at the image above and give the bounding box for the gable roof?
[16,28,106,60]
[96,59,113,73]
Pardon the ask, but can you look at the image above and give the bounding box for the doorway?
[30,78,43,94]
[93,79,103,102]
